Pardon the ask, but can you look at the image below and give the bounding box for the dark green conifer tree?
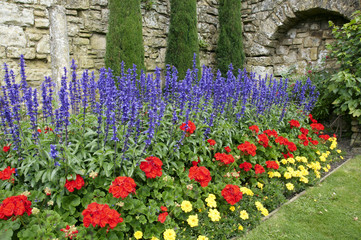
[165,0,199,79]
[216,0,245,74]
[105,0,145,76]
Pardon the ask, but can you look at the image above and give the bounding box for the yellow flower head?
[257,182,264,189]
[163,229,176,240]
[134,231,143,240]
[286,183,294,191]
[284,172,292,179]
[240,187,254,196]
[255,201,263,210]
[281,159,288,165]
[336,149,341,153]
[197,236,209,240]
[32,207,40,215]
[229,206,235,212]
[205,194,217,208]
[287,158,295,164]
[240,210,249,220]
[150,237,159,240]
[187,214,199,227]
[268,171,275,178]
[181,200,193,213]
[300,176,309,183]
[274,171,281,178]
[261,207,269,216]
[238,225,244,231]
[208,209,221,222]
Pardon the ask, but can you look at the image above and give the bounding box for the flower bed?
[0,56,342,239]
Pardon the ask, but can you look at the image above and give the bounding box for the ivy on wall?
[105,0,145,76]
[165,0,200,79]
[216,0,245,74]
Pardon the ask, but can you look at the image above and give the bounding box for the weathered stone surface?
[7,47,36,59]
[310,47,318,60]
[0,2,34,27]
[36,35,50,54]
[90,34,106,50]
[0,46,6,58]
[248,43,271,56]
[66,0,90,10]
[73,37,90,45]
[40,0,56,7]
[0,25,27,47]
[35,18,50,28]
[14,0,36,3]
[251,66,274,77]
[304,36,321,47]
[276,45,289,55]
[91,0,108,6]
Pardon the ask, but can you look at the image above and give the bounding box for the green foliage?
[327,11,361,119]
[216,0,245,75]
[105,0,145,76]
[165,0,199,79]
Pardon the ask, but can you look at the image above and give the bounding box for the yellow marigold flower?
[257,182,264,189]
[336,149,341,153]
[274,172,281,178]
[298,165,305,171]
[315,171,321,178]
[163,229,176,240]
[323,167,329,172]
[268,171,275,178]
[238,225,244,231]
[316,151,321,155]
[327,164,331,169]
[205,194,217,208]
[281,159,288,165]
[300,176,309,183]
[261,207,269,216]
[187,214,199,227]
[286,183,294,191]
[32,207,40,215]
[319,156,326,162]
[134,231,143,239]
[340,156,344,160]
[240,187,254,196]
[229,206,235,212]
[287,158,295,164]
[197,236,209,240]
[151,237,159,240]
[207,193,216,200]
[240,210,249,220]
[208,209,221,222]
[255,201,263,210]
[284,172,292,179]
[181,200,193,213]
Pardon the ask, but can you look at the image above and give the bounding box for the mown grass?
[240,155,361,240]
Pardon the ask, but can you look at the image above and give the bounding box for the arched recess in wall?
[271,8,348,77]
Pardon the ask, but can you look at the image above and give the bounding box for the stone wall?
[0,0,360,87]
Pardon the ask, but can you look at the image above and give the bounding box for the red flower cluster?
[298,134,309,146]
[207,139,216,146]
[289,119,300,129]
[239,162,252,172]
[309,114,318,123]
[189,166,212,187]
[275,136,297,152]
[319,134,330,141]
[65,175,85,192]
[300,127,309,135]
[214,153,235,165]
[140,156,163,178]
[0,166,16,181]
[192,158,201,166]
[158,206,168,223]
[109,176,136,199]
[254,164,265,174]
[263,129,278,138]
[248,125,259,133]
[3,144,11,152]
[265,161,279,170]
[221,184,243,205]
[82,202,123,229]
[282,152,294,159]
[44,126,53,133]
[310,123,324,132]
[224,146,231,153]
[0,195,32,220]
[180,121,196,134]
[237,141,257,156]
[60,225,78,239]
[258,134,270,148]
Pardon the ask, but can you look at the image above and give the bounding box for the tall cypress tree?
[165,0,199,79]
[216,0,245,75]
[105,0,145,76]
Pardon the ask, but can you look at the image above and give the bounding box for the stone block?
[36,35,50,54]
[310,48,318,61]
[7,47,36,59]
[27,33,43,41]
[0,2,34,27]
[260,17,278,39]
[283,51,297,63]
[35,18,50,28]
[297,32,309,38]
[247,57,272,66]
[15,0,36,3]
[304,37,321,47]
[310,23,320,30]
[90,34,106,50]
[36,54,48,59]
[74,37,90,45]
[251,66,274,78]
[248,42,271,56]
[273,65,289,76]
[282,39,293,45]
[322,30,333,38]
[287,29,297,39]
[34,10,47,17]
[66,10,78,16]
[90,0,108,6]
[352,126,360,132]
[0,25,27,47]
[293,38,303,45]
[0,46,5,58]
[79,57,94,68]
[276,45,289,55]
[66,0,90,10]
[67,23,80,37]
[40,0,56,7]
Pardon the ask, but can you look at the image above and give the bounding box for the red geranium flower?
[207,139,216,146]
[248,125,259,133]
[160,206,168,212]
[221,184,243,205]
[0,195,32,220]
[254,164,265,174]
[239,162,252,172]
[258,134,270,148]
[265,161,279,170]
[180,121,196,134]
[109,176,136,199]
[309,114,318,123]
[286,141,297,152]
[3,144,11,152]
[64,175,84,192]
[0,166,16,181]
[311,140,319,145]
[140,156,163,178]
[282,152,294,159]
[310,123,324,131]
[224,146,231,153]
[263,129,278,138]
[237,141,257,156]
[189,166,212,187]
[37,129,42,133]
[82,202,123,229]
[158,212,168,223]
[214,152,235,165]
[275,136,288,145]
[289,119,300,129]
[319,134,330,141]
[192,157,201,166]
[300,127,309,135]
[298,134,309,146]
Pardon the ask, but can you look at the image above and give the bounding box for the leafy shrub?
[165,0,199,78]
[105,0,145,76]
[0,56,342,239]
[216,0,245,75]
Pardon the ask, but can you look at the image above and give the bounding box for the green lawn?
[240,155,361,240]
